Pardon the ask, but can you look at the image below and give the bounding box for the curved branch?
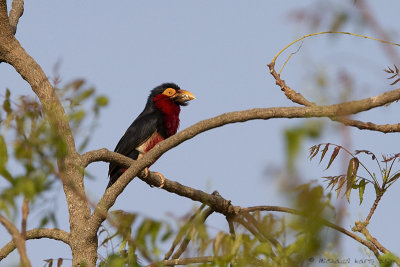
[0,2,95,265]
[8,0,24,35]
[268,62,400,133]
[89,157,237,230]
[0,214,31,266]
[88,87,400,229]
[0,228,70,261]
[87,151,381,259]
[81,148,133,168]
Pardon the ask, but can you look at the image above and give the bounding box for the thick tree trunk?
[60,163,98,266]
[0,2,98,265]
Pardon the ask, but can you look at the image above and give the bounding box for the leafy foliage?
[0,80,108,221]
[310,143,400,205]
[98,182,334,266]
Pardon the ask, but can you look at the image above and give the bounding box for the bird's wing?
[108,110,163,177]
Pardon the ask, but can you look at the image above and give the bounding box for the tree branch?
[164,204,206,260]
[0,228,70,261]
[90,152,382,260]
[171,208,214,260]
[8,0,24,35]
[363,193,383,227]
[241,206,380,257]
[268,62,400,133]
[0,2,97,265]
[87,86,400,230]
[89,162,236,230]
[81,148,132,168]
[146,256,215,267]
[21,199,29,240]
[0,214,31,266]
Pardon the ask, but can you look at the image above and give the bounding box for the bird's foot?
[140,167,150,178]
[153,172,166,188]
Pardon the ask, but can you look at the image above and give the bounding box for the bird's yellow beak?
[173,89,196,104]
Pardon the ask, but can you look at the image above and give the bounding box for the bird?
[107,83,195,188]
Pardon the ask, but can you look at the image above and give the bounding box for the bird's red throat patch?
[153,95,181,136]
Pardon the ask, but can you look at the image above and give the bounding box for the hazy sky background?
[1,1,400,266]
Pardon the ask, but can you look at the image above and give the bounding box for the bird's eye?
[163,88,176,96]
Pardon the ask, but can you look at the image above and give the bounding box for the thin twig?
[171,208,214,260]
[227,216,236,239]
[268,62,400,133]
[351,220,400,266]
[240,206,380,257]
[0,213,31,266]
[164,204,206,260]
[363,193,382,226]
[242,212,282,250]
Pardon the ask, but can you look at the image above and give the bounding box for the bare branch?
[90,165,236,230]
[21,199,29,239]
[0,2,97,264]
[0,228,70,261]
[95,157,383,260]
[268,62,400,133]
[8,0,24,35]
[0,213,31,266]
[81,148,132,168]
[0,1,13,53]
[87,86,400,230]
[363,193,383,227]
[227,217,236,239]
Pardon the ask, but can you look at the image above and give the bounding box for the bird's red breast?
[137,131,164,153]
[153,94,181,136]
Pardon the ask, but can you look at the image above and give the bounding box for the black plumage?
[107,83,194,188]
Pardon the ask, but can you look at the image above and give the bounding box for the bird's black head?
[149,83,195,106]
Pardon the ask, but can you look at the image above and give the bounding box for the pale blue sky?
[1,1,400,266]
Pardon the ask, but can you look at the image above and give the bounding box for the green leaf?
[0,168,13,183]
[388,172,400,184]
[96,95,109,107]
[358,179,366,205]
[378,252,399,267]
[346,157,359,203]
[2,89,12,114]
[374,183,381,197]
[0,135,8,166]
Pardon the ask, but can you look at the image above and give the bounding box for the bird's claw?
[141,167,149,178]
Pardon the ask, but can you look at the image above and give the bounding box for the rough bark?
[0,1,97,265]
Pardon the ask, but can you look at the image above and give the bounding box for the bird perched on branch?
[107,83,195,188]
